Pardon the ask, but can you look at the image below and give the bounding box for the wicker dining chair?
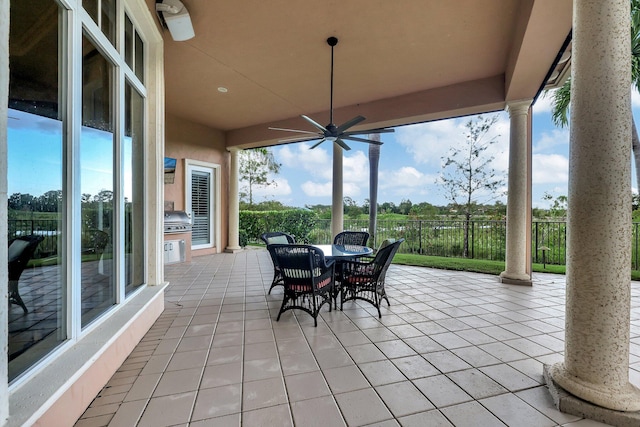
[338,238,404,318]
[268,244,335,327]
[333,231,370,246]
[260,232,296,294]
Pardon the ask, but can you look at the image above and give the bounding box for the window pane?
[135,31,144,83]
[101,0,116,45]
[8,0,66,382]
[191,170,211,245]
[81,34,115,326]
[82,0,98,25]
[124,83,145,295]
[82,0,116,46]
[124,14,133,69]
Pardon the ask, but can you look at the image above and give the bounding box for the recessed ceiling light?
[217,87,228,93]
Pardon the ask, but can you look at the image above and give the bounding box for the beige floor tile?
[244,357,282,381]
[191,383,242,421]
[480,393,556,427]
[201,361,242,388]
[413,375,472,408]
[422,350,472,373]
[335,388,393,426]
[166,349,208,371]
[285,371,331,401]
[153,368,202,396]
[515,386,582,425]
[450,345,501,367]
[479,363,541,392]
[439,401,504,427]
[313,347,353,370]
[391,355,439,380]
[446,368,508,399]
[189,413,240,427]
[207,345,243,365]
[291,396,346,427]
[359,360,406,386]
[398,410,454,427]
[243,377,287,411]
[108,400,146,426]
[137,391,196,427]
[345,343,388,363]
[376,339,418,359]
[376,381,434,417]
[241,404,293,427]
[124,373,162,402]
[244,341,278,361]
[280,351,319,376]
[323,364,371,394]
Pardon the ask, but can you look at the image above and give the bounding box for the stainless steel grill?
[164,211,192,234]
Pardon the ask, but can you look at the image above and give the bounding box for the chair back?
[333,231,370,246]
[370,238,404,280]
[261,232,295,245]
[8,235,44,280]
[268,244,333,291]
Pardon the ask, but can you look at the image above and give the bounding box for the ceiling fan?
[269,36,394,151]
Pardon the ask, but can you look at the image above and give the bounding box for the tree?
[438,114,504,257]
[550,0,640,191]
[239,147,281,206]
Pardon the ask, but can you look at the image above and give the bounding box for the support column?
[225,148,242,253]
[547,0,640,412]
[1,0,9,423]
[500,100,532,286]
[331,142,344,239]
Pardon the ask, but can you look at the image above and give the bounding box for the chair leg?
[8,280,28,313]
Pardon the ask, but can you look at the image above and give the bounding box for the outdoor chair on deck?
[261,232,296,294]
[333,231,370,246]
[8,235,44,313]
[338,238,404,318]
[268,244,335,327]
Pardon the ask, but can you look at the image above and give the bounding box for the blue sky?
[253,90,640,209]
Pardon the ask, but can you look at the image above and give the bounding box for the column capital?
[506,99,532,116]
[226,146,242,153]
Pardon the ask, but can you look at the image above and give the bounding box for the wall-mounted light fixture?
[156,0,195,41]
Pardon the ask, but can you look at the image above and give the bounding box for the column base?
[499,271,532,286]
[545,363,640,416]
[225,246,243,253]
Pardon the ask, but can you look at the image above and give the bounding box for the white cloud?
[532,154,569,184]
[396,113,510,172]
[250,177,292,200]
[533,128,569,153]
[301,180,331,197]
[533,90,555,114]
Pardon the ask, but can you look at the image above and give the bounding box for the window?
[7,0,66,381]
[7,0,149,381]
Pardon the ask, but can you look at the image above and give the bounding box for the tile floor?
[75,248,640,426]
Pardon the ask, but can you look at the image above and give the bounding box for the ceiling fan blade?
[343,127,395,136]
[336,115,366,133]
[342,135,383,145]
[301,115,328,133]
[278,135,323,144]
[335,138,352,151]
[269,127,319,135]
[310,138,327,149]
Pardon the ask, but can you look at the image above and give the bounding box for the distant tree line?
[8,189,115,213]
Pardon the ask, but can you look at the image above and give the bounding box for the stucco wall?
[164,113,228,254]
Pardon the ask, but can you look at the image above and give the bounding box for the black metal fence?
[11,217,640,270]
[311,219,640,270]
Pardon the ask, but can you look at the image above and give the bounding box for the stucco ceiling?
[150,0,572,147]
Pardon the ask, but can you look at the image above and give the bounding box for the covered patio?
[75,249,640,426]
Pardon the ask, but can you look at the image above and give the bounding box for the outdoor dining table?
[311,244,373,260]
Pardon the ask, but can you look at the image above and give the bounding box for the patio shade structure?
[5,0,640,425]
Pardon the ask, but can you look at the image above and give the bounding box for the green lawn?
[393,253,640,281]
